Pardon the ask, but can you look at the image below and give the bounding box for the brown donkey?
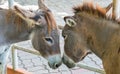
[0,0,62,70]
[62,2,120,74]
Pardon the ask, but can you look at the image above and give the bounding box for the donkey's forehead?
[35,9,46,15]
[32,11,46,21]
[33,10,47,20]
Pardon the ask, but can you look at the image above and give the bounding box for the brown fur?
[0,5,61,69]
[73,2,106,18]
[73,2,119,21]
[6,9,57,33]
[63,2,120,74]
[6,10,27,31]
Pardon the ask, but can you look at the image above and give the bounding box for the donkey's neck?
[84,14,120,59]
[0,9,31,46]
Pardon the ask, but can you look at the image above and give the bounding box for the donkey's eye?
[45,38,52,43]
[44,37,54,45]
[63,35,67,40]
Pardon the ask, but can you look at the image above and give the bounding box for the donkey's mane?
[6,8,57,32]
[6,10,28,31]
[73,2,120,24]
[73,2,107,18]
[43,10,57,34]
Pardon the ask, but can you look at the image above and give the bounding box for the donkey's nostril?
[48,62,61,69]
[47,54,62,69]
[45,37,53,43]
[54,62,61,68]
[44,37,54,45]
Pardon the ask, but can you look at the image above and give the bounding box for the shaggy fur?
[63,2,120,74]
[0,5,61,69]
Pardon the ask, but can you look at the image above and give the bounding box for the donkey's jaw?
[46,54,62,69]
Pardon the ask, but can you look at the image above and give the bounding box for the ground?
[4,0,112,74]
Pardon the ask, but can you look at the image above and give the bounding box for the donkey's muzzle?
[47,54,62,69]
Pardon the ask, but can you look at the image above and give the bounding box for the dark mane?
[73,2,106,18]
[73,2,120,24]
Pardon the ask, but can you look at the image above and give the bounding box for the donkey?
[0,0,62,70]
[62,2,120,74]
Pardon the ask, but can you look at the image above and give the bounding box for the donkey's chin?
[62,53,89,68]
[62,53,76,68]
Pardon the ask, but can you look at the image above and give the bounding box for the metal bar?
[11,42,104,73]
[11,45,18,70]
[11,44,41,70]
[76,64,105,74]
[12,44,41,55]
[8,0,14,9]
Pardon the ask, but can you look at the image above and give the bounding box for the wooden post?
[11,45,18,70]
[0,46,10,74]
[8,0,14,9]
[11,43,40,70]
[113,0,120,19]
[0,0,15,74]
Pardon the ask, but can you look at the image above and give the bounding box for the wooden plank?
[7,65,32,74]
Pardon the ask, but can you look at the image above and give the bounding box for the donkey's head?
[62,2,106,68]
[30,10,61,69]
[13,0,61,69]
[62,16,91,68]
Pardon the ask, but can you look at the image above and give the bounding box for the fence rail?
[10,40,105,74]
[5,0,105,73]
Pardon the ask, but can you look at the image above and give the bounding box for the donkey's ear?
[14,6,36,18]
[14,6,37,27]
[64,16,76,27]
